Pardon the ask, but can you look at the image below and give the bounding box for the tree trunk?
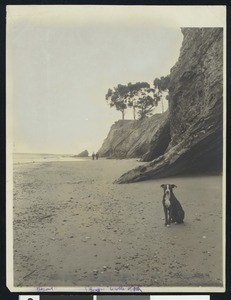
[161,97,164,113]
[122,110,125,120]
[133,107,136,120]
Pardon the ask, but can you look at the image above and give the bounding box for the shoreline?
[11,159,223,288]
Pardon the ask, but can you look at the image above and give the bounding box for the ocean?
[13,153,89,164]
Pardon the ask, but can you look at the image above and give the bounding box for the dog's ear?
[172,184,177,188]
[160,184,165,188]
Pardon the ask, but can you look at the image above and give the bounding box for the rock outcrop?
[98,111,170,161]
[76,150,89,157]
[116,28,223,183]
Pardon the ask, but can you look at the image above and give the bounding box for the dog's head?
[161,184,177,196]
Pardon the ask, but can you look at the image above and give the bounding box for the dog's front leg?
[166,209,171,227]
[164,206,168,226]
[169,209,174,224]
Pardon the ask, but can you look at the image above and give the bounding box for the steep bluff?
[98,111,170,161]
[115,28,223,183]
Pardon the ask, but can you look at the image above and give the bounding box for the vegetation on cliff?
[105,77,169,120]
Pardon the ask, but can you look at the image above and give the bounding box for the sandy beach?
[12,158,223,288]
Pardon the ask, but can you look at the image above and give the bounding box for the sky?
[7,6,226,154]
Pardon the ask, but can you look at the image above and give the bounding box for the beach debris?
[202,235,206,239]
[69,235,74,238]
[85,236,91,240]
[124,263,129,268]
[103,266,107,270]
[38,214,54,221]
[23,269,36,279]
[93,269,98,275]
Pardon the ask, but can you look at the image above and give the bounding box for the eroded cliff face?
[98,111,170,161]
[116,28,223,183]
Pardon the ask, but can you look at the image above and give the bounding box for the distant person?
[92,152,95,160]
[96,152,99,160]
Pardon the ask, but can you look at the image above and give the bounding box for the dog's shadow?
[164,221,189,231]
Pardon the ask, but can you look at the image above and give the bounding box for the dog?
[161,184,185,227]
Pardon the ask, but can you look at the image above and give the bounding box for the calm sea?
[13,153,89,164]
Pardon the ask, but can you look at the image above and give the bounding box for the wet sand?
[12,159,223,288]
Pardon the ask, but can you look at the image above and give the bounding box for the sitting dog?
[161,184,185,227]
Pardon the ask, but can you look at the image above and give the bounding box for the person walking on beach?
[96,152,99,160]
[92,152,95,160]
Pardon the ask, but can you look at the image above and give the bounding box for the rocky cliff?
[115,28,223,183]
[98,111,170,161]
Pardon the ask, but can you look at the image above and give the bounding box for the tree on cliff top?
[127,82,164,119]
[136,95,157,119]
[106,81,162,120]
[153,75,170,113]
[105,84,129,120]
[154,75,170,91]
[126,82,150,120]
[135,87,161,119]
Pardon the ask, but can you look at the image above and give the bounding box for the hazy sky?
[7,6,226,154]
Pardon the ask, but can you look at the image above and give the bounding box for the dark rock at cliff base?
[116,28,223,183]
[98,111,170,160]
[76,150,89,157]
[141,117,171,162]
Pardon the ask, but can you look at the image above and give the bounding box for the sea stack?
[76,150,89,157]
